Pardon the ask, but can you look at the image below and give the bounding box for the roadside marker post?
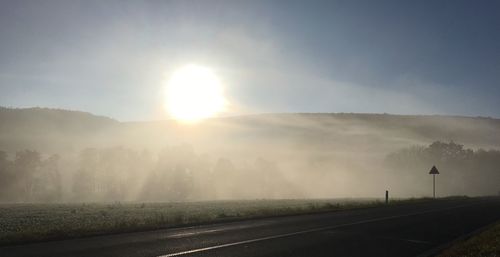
[385,190,389,204]
[429,166,440,198]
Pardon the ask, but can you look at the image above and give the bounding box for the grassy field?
[0,197,440,245]
[437,221,500,257]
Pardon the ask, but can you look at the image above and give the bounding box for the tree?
[73,148,99,200]
[154,145,196,201]
[386,141,500,196]
[13,150,41,201]
[0,151,14,201]
[427,141,472,163]
[37,154,62,202]
[212,158,237,199]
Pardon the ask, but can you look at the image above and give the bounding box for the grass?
[0,197,455,245]
[437,221,500,257]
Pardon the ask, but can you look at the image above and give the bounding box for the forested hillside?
[1,107,499,202]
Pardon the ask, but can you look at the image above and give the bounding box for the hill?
[1,107,499,155]
[0,107,118,152]
[1,107,500,200]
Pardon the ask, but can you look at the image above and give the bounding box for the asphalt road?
[2,197,500,257]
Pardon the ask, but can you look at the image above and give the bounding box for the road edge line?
[158,202,482,257]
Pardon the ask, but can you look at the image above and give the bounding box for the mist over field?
[1,107,499,203]
[2,1,500,256]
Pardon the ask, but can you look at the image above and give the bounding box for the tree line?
[1,141,499,202]
[386,141,500,195]
[0,145,298,202]
[0,150,61,202]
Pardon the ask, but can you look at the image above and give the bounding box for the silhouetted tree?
[0,151,14,201]
[37,154,62,202]
[13,150,41,201]
[427,141,473,163]
[73,148,99,200]
[386,141,500,196]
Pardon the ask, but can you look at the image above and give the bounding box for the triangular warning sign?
[429,165,440,174]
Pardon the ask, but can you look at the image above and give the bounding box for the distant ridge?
[2,106,499,124]
[0,107,499,153]
[0,106,117,122]
[0,107,118,152]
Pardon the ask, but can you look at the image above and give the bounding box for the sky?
[0,0,499,121]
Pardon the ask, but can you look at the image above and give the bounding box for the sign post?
[429,165,440,198]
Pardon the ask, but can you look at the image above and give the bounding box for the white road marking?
[403,239,432,244]
[167,229,225,239]
[158,202,481,257]
[166,221,275,239]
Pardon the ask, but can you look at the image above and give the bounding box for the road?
[2,197,500,257]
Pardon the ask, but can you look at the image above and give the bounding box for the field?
[0,198,438,245]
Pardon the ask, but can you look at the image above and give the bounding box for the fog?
[1,108,500,202]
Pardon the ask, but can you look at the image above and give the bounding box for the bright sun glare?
[164,64,227,122]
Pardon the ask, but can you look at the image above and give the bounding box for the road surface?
[2,197,500,257]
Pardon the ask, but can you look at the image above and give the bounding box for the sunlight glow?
[164,64,227,122]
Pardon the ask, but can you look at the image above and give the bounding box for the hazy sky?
[1,0,499,121]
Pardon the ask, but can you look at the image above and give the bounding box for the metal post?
[385,190,389,204]
[433,174,436,198]
[429,165,439,199]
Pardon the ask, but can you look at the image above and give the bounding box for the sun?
[164,64,227,122]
